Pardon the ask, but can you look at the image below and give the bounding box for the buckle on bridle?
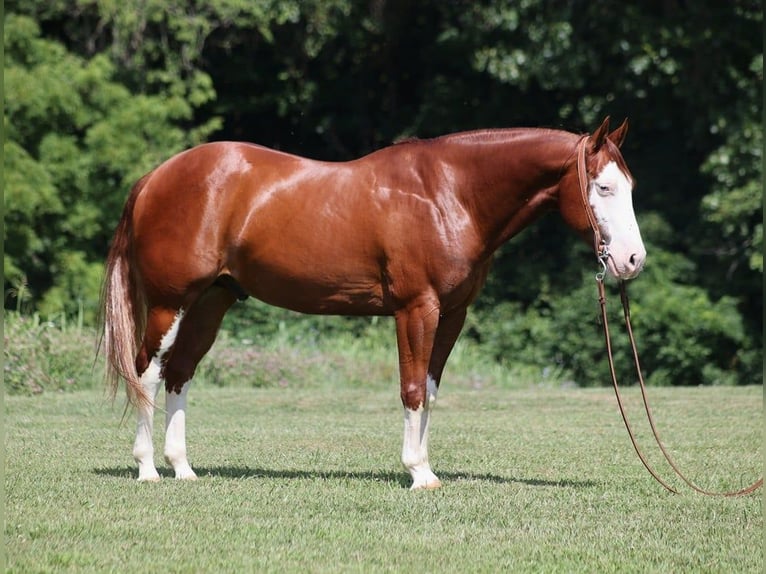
[595,244,610,282]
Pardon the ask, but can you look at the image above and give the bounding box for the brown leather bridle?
[575,136,763,496]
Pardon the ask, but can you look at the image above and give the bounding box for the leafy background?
[4,1,762,386]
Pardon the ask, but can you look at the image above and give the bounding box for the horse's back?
[129,142,390,311]
[127,139,481,314]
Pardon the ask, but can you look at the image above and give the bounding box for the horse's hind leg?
[161,286,237,479]
[133,307,186,481]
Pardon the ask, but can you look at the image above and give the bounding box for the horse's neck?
[441,129,578,255]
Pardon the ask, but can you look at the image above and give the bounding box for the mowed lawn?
[5,384,762,573]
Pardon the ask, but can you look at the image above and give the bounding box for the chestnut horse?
[101,117,645,488]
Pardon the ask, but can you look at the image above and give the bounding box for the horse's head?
[560,117,646,280]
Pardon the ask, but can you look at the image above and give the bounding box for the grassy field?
[5,383,762,573]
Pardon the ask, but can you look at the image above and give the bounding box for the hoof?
[175,470,198,481]
[165,455,197,480]
[136,459,161,482]
[171,462,198,480]
[410,478,442,491]
[137,474,161,483]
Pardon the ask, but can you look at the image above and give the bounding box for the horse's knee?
[400,381,427,411]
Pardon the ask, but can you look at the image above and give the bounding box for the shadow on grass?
[93,465,596,489]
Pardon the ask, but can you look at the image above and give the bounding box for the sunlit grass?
[6,385,762,573]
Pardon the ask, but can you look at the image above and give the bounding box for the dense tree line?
[4,1,762,385]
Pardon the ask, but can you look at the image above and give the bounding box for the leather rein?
[574,136,762,496]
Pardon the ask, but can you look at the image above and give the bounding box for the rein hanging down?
[575,137,763,497]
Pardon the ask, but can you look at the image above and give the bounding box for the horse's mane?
[393,127,575,148]
[392,136,424,146]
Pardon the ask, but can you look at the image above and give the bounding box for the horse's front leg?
[395,296,442,490]
[401,375,441,490]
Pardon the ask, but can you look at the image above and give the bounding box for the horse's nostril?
[627,252,646,273]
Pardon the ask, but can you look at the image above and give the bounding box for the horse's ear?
[590,116,611,152]
[608,118,629,148]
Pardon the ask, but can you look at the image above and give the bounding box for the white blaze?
[589,161,646,279]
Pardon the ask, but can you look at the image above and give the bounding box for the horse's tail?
[99,173,152,409]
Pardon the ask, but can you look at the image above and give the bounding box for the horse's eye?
[597,184,612,195]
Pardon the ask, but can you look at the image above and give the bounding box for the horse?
[100,116,645,489]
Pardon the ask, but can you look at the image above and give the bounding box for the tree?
[4,0,761,384]
[4,11,219,320]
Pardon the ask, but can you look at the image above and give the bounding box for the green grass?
[5,384,762,573]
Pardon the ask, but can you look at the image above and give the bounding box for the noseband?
[574,136,762,496]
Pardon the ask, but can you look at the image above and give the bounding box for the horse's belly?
[234,259,388,316]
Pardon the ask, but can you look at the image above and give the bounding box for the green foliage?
[469,244,756,387]
[3,307,541,397]
[2,139,62,284]
[3,10,220,320]
[3,1,762,385]
[3,312,100,395]
[700,103,763,273]
[628,279,746,387]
